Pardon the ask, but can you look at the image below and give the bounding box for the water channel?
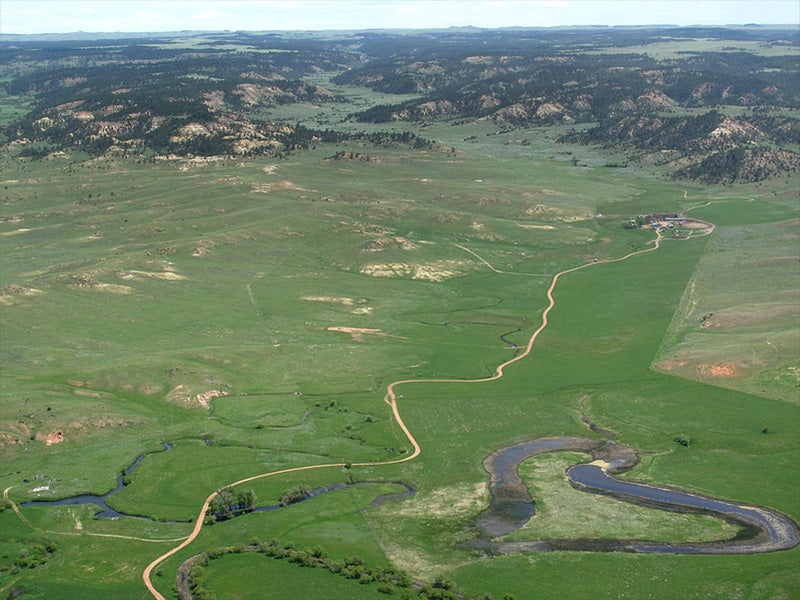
[20,436,798,554]
[470,436,799,554]
[20,442,414,520]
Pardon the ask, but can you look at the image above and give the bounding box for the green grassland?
[586,37,800,60]
[508,452,740,542]
[1,91,799,599]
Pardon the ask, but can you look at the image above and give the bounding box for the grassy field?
[508,452,740,543]
[1,95,798,599]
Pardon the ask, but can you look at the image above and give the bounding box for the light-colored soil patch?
[326,326,407,342]
[395,236,418,250]
[195,390,228,409]
[122,270,187,281]
[360,259,468,281]
[176,156,227,170]
[302,295,357,306]
[166,385,228,409]
[302,296,372,314]
[251,180,307,193]
[518,224,556,230]
[521,202,589,222]
[653,359,690,372]
[0,228,31,236]
[697,362,740,378]
[682,219,713,230]
[0,285,43,305]
[67,274,134,294]
[37,431,64,446]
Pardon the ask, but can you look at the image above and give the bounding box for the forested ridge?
[1,26,798,182]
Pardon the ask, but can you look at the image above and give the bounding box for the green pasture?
[655,195,800,402]
[1,114,798,599]
[509,452,739,543]
[586,37,800,60]
[202,552,390,599]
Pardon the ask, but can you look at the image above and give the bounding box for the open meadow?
[1,28,798,600]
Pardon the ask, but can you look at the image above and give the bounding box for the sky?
[0,0,798,35]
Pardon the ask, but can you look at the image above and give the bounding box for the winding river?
[20,443,173,519]
[470,437,799,554]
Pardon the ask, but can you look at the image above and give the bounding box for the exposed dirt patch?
[360,236,418,252]
[653,359,690,372]
[518,224,556,230]
[697,362,740,378]
[67,273,134,293]
[302,295,357,305]
[122,270,186,281]
[0,285,43,305]
[196,390,228,409]
[39,431,64,446]
[395,236,418,250]
[360,259,468,281]
[166,385,229,409]
[682,219,713,230]
[326,326,407,342]
[0,228,31,236]
[303,296,373,315]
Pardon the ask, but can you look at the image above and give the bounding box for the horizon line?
[2,22,798,37]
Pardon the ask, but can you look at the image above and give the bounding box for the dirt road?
[142,232,673,599]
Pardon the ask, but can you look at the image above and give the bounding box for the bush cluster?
[184,538,516,599]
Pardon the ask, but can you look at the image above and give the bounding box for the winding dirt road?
[141,231,674,599]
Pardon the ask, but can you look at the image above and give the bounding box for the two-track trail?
[141,230,670,599]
